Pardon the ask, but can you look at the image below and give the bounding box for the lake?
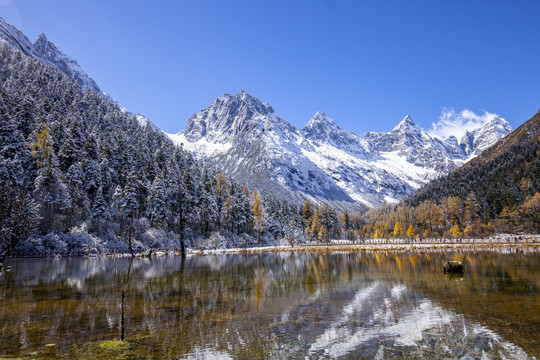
[0,249,539,359]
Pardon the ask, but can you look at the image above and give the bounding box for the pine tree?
[149,173,167,229]
[199,171,219,237]
[221,194,234,233]
[122,173,139,256]
[238,185,253,235]
[65,161,89,229]
[92,186,107,231]
[166,153,189,257]
[318,225,329,243]
[464,192,479,225]
[516,192,540,232]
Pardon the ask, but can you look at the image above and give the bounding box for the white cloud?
[428,108,500,140]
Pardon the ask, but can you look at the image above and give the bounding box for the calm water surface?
[0,249,539,359]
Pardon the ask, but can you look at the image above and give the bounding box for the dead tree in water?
[120,258,133,341]
[178,200,186,258]
[121,289,125,341]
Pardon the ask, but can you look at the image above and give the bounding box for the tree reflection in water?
[0,249,538,358]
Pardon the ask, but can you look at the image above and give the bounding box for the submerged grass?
[3,340,138,360]
[71,340,136,360]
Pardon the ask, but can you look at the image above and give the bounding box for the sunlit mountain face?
[169,91,512,210]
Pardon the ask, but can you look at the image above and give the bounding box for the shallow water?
[0,248,539,359]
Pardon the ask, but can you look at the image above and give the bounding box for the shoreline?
[192,241,540,256]
[3,237,539,260]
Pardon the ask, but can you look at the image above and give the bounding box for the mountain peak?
[479,115,512,135]
[33,32,55,51]
[0,16,43,59]
[217,90,275,116]
[302,112,340,137]
[392,114,420,132]
[227,89,258,102]
[306,111,338,127]
[489,115,509,126]
[35,33,48,42]
[182,90,289,142]
[0,17,102,94]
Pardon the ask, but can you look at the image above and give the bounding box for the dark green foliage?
[406,111,540,233]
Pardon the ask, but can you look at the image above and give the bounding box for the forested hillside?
[1,36,537,261]
[0,42,304,258]
[407,110,539,231]
[359,111,540,239]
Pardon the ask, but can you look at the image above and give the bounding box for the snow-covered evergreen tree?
[91,186,108,230]
[149,172,167,229]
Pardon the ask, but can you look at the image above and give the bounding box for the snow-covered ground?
[9,232,539,259]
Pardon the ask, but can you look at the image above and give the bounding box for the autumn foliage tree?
[252,190,266,244]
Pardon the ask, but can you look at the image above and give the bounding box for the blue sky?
[2,0,539,136]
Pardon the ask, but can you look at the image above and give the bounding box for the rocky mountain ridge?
[169,91,512,209]
[0,17,101,94]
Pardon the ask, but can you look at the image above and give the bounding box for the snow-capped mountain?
[301,111,373,159]
[0,17,513,211]
[33,33,101,94]
[458,116,513,157]
[0,17,101,93]
[171,91,358,209]
[169,91,512,209]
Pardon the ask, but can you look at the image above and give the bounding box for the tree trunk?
[121,289,126,341]
[0,250,8,269]
[178,200,186,259]
[179,229,186,258]
[127,216,134,257]
[0,244,13,269]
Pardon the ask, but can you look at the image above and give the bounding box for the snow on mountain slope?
[33,33,101,94]
[170,91,359,209]
[0,18,101,94]
[169,91,512,209]
[0,18,155,126]
[301,111,373,159]
[459,115,513,159]
[0,17,43,60]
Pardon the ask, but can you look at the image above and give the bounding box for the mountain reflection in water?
[0,249,538,359]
